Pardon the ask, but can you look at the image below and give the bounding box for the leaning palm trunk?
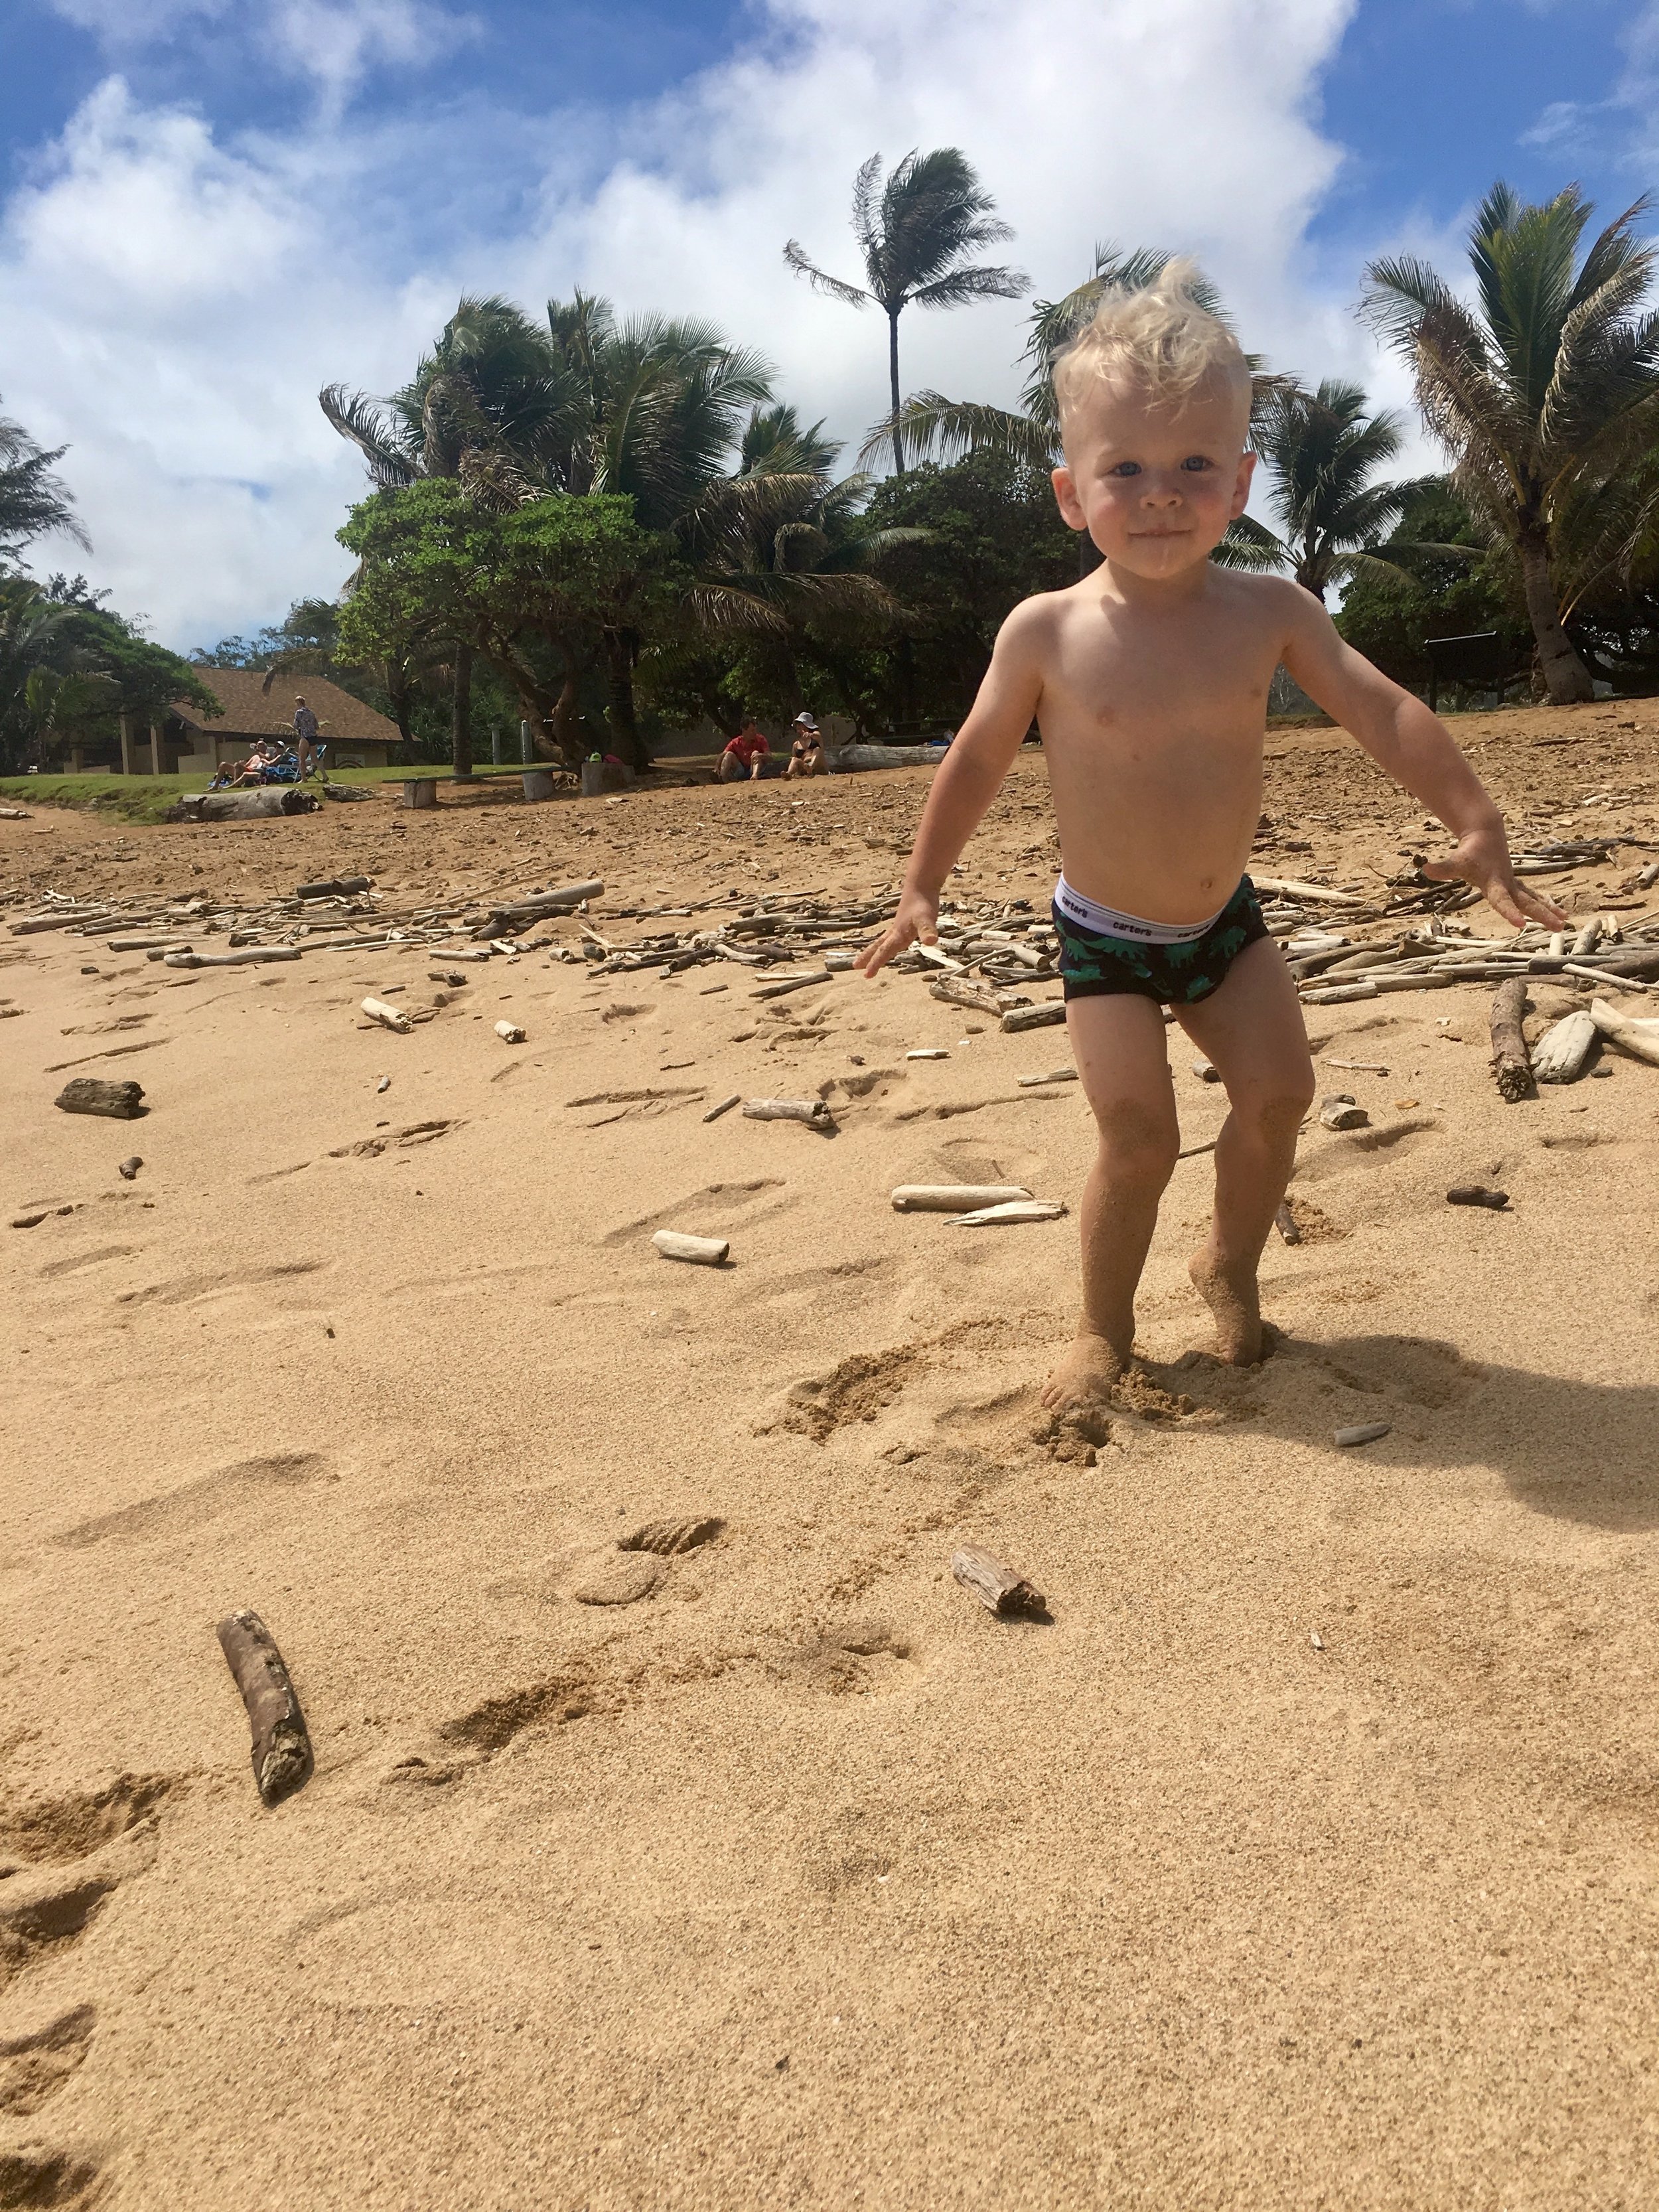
[451,644,474,778]
[603,633,646,770]
[1517,526,1595,703]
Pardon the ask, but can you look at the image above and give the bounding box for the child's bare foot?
[1041,1330,1127,1413]
[1187,1246,1265,1365]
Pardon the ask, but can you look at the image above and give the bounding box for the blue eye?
[1181,455,1213,472]
[1107,461,1141,477]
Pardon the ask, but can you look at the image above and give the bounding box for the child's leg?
[1175,935,1316,1363]
[1042,992,1181,1412]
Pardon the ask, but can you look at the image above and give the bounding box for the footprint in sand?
[0,2144,105,2208]
[774,1617,920,1700]
[52,1451,334,1550]
[0,2002,96,2117]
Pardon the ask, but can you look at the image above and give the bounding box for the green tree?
[1334,479,1525,694]
[1362,183,1659,704]
[0,577,215,773]
[0,400,88,569]
[785,149,1027,473]
[1248,378,1423,601]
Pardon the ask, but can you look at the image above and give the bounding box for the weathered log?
[652,1229,729,1266]
[480,879,604,929]
[702,1092,742,1123]
[164,948,301,970]
[297,875,372,899]
[950,1545,1048,1620]
[117,1155,142,1181]
[1532,1008,1597,1083]
[1017,1066,1078,1087]
[361,997,411,1033]
[1319,1094,1368,1130]
[1001,1001,1067,1033]
[11,909,116,935]
[173,788,318,822]
[1447,1185,1509,1209]
[1335,1422,1391,1447]
[891,1183,1033,1213]
[906,1047,949,1060]
[1300,980,1379,1004]
[1252,875,1368,907]
[930,976,1006,1017]
[1589,997,1659,1067]
[742,1098,833,1127]
[494,1020,526,1043]
[752,970,832,1001]
[55,1077,144,1119]
[950,1199,1067,1226]
[1488,977,1532,1102]
[216,1609,312,1806]
[1274,1201,1301,1245]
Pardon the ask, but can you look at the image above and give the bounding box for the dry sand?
[3,700,1658,2210]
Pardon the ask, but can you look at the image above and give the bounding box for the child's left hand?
[1422,824,1568,932]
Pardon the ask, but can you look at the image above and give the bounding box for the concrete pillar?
[70,745,86,774]
[119,713,133,776]
[520,719,534,765]
[490,725,503,767]
[149,723,163,776]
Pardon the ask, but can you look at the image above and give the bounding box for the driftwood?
[1301,980,1378,1004]
[1590,998,1659,1067]
[117,1155,142,1181]
[929,975,1006,1017]
[55,1077,144,1119]
[479,879,604,932]
[1532,1009,1597,1083]
[1335,1422,1391,1447]
[494,1020,526,1043]
[1017,1066,1078,1087]
[1252,875,1368,907]
[297,875,371,899]
[950,1199,1067,1226]
[702,1092,741,1123]
[361,997,411,1034]
[1001,1001,1067,1033]
[172,788,318,822]
[906,1047,948,1061]
[216,1609,313,1806]
[652,1229,729,1266]
[1447,1185,1510,1209]
[1488,978,1532,1102]
[1274,1201,1301,1245]
[1319,1094,1368,1130]
[742,1098,833,1128]
[891,1183,1033,1213]
[950,1545,1048,1619]
[753,970,832,1001]
[164,948,301,970]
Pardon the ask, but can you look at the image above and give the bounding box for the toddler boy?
[858,260,1564,1412]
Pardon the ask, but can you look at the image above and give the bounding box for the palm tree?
[1248,380,1423,601]
[1361,183,1659,705]
[784,149,1027,473]
[321,297,572,773]
[0,401,89,569]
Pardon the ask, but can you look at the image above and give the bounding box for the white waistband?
[1054,875,1226,946]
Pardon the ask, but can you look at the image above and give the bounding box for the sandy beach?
[4,702,1658,2210]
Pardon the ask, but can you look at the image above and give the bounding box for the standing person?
[717,716,769,784]
[786,712,825,778]
[293,696,320,779]
[857,259,1563,1415]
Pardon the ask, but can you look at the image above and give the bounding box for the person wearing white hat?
[786,711,824,778]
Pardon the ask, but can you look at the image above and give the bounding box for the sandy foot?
[1186,1247,1267,1366]
[1040,1330,1128,1414]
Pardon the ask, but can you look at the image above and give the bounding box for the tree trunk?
[889,311,904,477]
[451,644,474,778]
[603,633,646,769]
[1518,528,1594,704]
[384,662,413,751]
[547,674,583,765]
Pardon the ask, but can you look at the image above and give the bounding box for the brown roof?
[175,668,400,747]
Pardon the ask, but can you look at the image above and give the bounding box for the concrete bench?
[394,769,560,810]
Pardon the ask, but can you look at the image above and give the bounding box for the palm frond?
[782,240,871,309]
[857,393,1055,473]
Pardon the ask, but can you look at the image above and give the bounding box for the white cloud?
[2,0,1459,647]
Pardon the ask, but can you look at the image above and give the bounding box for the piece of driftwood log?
[360,997,411,1033]
[1447,1185,1509,1209]
[950,1546,1048,1619]
[652,1229,729,1265]
[494,1020,526,1043]
[892,1183,1033,1213]
[164,948,301,969]
[742,1098,833,1127]
[930,975,1006,1017]
[1488,977,1532,1102]
[55,1077,144,1119]
[117,1155,142,1181]
[1274,1201,1301,1245]
[173,788,318,822]
[702,1092,741,1123]
[1001,1001,1067,1033]
[906,1047,948,1060]
[950,1199,1067,1226]
[1301,980,1379,1004]
[1017,1066,1078,1087]
[1532,1008,1597,1083]
[1327,1057,1389,1074]
[1252,875,1368,907]
[1335,1422,1391,1447]
[215,1609,313,1806]
[297,875,371,899]
[753,971,832,1001]
[1319,1094,1368,1130]
[1590,998,1659,1067]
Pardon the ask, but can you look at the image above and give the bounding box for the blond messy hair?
[1052,256,1250,437]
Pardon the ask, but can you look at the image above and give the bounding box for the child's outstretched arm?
[857,605,1046,976]
[1279,588,1567,932]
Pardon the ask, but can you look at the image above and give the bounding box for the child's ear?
[1051,465,1088,532]
[1230,449,1258,520]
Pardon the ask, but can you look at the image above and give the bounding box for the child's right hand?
[857,890,940,977]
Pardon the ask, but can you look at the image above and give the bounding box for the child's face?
[1052,376,1255,581]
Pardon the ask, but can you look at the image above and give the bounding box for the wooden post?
[119,713,133,776]
[148,722,163,776]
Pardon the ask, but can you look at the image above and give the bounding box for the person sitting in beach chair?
[786,712,825,778]
[232,743,278,786]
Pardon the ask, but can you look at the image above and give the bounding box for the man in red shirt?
[717,717,768,782]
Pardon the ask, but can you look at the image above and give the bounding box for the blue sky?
[1,0,1656,644]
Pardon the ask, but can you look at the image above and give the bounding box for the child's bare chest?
[1041,602,1282,752]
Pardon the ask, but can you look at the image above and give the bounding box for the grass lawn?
[0,762,552,826]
